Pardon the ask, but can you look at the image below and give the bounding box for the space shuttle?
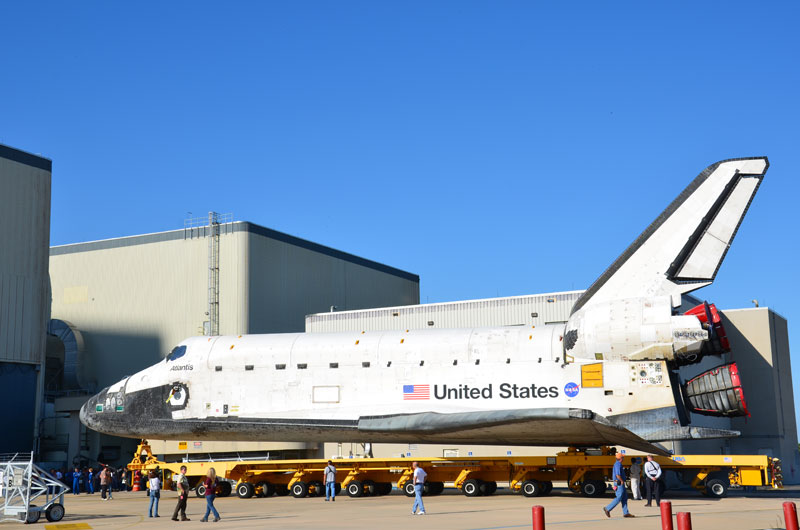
[80,157,768,455]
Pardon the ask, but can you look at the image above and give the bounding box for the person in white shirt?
[644,455,662,506]
[629,458,642,500]
[147,470,161,518]
[410,462,427,515]
[323,460,337,502]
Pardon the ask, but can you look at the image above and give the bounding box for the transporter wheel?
[334,483,342,495]
[346,480,365,498]
[540,481,553,496]
[705,479,728,498]
[256,481,275,498]
[521,480,542,497]
[462,478,482,497]
[403,482,416,497]
[308,480,325,497]
[580,480,604,497]
[237,482,255,499]
[363,480,377,496]
[45,503,65,522]
[429,482,444,495]
[195,484,207,497]
[291,481,309,498]
[218,481,232,497]
[480,481,497,496]
[274,485,290,497]
[377,482,393,496]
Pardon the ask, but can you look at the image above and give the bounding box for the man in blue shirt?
[603,452,635,518]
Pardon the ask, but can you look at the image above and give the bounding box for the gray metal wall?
[306,291,582,333]
[0,144,51,364]
[248,225,420,334]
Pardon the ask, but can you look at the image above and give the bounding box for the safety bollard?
[660,501,673,530]
[676,512,692,530]
[785,502,799,530]
[532,505,545,530]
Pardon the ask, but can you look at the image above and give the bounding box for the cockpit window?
[167,345,187,362]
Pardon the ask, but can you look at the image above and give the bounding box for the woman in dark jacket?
[200,468,220,522]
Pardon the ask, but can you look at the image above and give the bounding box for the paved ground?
[37,488,799,530]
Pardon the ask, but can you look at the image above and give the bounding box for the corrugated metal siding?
[0,151,51,364]
[305,291,583,333]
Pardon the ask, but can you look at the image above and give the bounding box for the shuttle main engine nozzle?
[682,362,749,417]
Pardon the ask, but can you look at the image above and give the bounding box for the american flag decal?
[403,384,430,400]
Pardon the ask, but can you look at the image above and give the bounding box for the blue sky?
[2,2,799,432]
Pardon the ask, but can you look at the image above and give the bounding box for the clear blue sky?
[3,2,799,433]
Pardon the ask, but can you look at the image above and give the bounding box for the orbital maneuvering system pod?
[81,157,768,454]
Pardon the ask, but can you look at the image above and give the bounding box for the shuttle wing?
[358,408,672,455]
[572,157,769,314]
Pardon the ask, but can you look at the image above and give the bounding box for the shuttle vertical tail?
[572,157,768,313]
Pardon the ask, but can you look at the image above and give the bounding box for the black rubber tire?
[291,481,309,498]
[480,481,497,495]
[256,481,275,498]
[403,482,416,497]
[308,480,324,497]
[45,503,65,522]
[540,480,553,495]
[462,478,482,497]
[274,485,290,497]
[195,484,206,497]
[429,482,444,495]
[334,483,342,495]
[346,480,364,498]
[237,482,255,499]
[521,480,541,497]
[218,481,232,497]
[25,505,41,523]
[705,479,728,498]
[362,480,377,496]
[255,481,267,498]
[377,482,393,496]
[581,480,604,497]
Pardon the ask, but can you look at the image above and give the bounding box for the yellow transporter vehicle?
[127,442,235,497]
[128,442,783,500]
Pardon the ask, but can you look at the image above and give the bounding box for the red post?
[532,505,545,530]
[676,512,692,530]
[660,501,673,530]
[785,502,799,530]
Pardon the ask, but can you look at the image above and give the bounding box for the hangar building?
[0,144,51,454]
[45,221,419,466]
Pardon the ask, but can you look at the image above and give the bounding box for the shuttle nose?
[80,389,107,433]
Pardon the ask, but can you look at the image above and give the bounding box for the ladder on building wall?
[208,212,221,337]
[183,212,232,336]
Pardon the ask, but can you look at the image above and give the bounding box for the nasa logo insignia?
[564,382,580,398]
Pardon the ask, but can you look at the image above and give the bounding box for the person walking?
[644,455,663,507]
[410,461,427,515]
[148,470,161,517]
[87,468,95,494]
[323,460,337,502]
[629,458,642,500]
[172,465,190,521]
[200,468,220,522]
[72,467,80,494]
[99,466,110,500]
[603,453,635,518]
